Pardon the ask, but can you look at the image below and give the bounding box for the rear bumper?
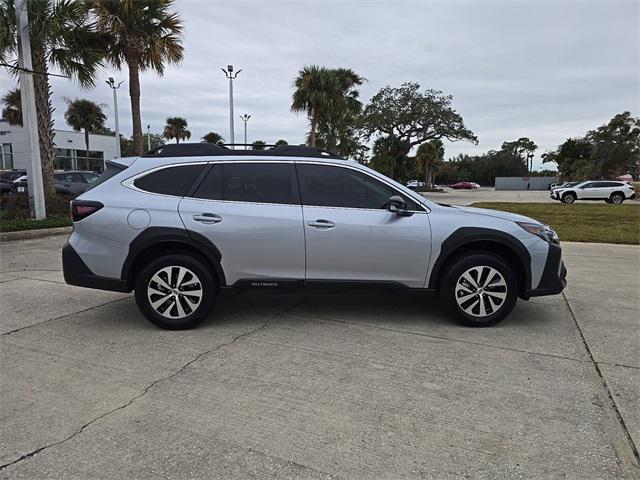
[525,243,567,297]
[62,242,130,293]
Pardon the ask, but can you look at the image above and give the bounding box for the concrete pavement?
[0,236,638,479]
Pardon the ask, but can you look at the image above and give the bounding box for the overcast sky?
[2,0,638,169]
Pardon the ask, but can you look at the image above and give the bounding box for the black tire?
[439,253,518,327]
[134,253,216,330]
[561,192,576,204]
[610,192,625,204]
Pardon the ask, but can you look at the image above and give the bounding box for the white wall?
[0,120,118,170]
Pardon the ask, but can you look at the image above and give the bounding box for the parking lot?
[1,234,638,479]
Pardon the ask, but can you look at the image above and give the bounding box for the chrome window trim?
[294,160,430,213]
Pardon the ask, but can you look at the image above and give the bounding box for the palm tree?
[291,66,364,147]
[416,139,444,189]
[252,140,267,150]
[275,139,288,146]
[163,117,190,144]
[1,87,21,125]
[89,0,184,155]
[0,0,105,198]
[202,131,224,144]
[64,98,106,170]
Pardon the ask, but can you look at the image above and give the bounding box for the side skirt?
[223,279,434,296]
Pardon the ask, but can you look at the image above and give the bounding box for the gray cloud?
[2,0,638,169]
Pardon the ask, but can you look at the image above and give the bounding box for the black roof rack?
[141,143,343,159]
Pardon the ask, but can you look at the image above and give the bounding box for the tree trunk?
[30,45,56,199]
[309,111,318,147]
[127,57,143,155]
[84,129,90,170]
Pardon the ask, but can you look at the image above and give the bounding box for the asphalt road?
[1,235,638,479]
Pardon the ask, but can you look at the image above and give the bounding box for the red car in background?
[450,181,480,189]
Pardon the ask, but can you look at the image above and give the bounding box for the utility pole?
[239,114,251,149]
[106,77,123,158]
[15,0,45,219]
[221,65,241,148]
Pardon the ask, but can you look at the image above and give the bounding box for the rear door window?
[192,163,298,205]
[134,164,205,196]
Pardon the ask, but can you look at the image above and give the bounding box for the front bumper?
[525,242,566,297]
[62,242,130,292]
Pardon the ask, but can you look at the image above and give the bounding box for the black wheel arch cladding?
[428,227,532,291]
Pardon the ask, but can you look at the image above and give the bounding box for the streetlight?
[106,77,123,158]
[146,124,151,152]
[239,114,251,149]
[221,65,241,148]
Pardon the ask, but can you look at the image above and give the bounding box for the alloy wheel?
[147,265,203,319]
[455,266,507,317]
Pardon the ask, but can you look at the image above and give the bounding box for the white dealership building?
[0,119,118,173]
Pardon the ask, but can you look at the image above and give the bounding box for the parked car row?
[0,169,100,196]
[550,180,635,204]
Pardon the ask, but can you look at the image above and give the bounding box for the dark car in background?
[0,169,27,195]
[7,170,100,196]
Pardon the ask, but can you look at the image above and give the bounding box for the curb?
[0,226,72,242]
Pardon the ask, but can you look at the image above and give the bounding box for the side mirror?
[388,195,412,216]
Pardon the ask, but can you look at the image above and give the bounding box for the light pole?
[526,151,534,174]
[147,124,151,151]
[15,0,45,219]
[106,77,123,158]
[221,65,241,148]
[239,114,251,149]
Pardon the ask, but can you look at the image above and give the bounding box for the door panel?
[296,163,431,288]
[303,206,431,287]
[178,162,305,285]
[179,199,305,284]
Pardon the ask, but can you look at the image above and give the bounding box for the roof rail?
[141,143,343,159]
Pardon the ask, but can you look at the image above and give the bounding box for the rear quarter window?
[134,164,205,196]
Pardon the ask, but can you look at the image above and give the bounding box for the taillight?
[70,200,103,222]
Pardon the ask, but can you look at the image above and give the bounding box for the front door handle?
[308,219,335,229]
[193,213,221,224]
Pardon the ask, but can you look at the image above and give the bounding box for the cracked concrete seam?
[0,296,310,471]
[561,292,640,473]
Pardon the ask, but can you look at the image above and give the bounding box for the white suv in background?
[551,180,635,204]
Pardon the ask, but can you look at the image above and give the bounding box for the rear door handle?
[193,213,221,224]
[308,219,335,229]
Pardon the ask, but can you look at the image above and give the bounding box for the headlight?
[517,222,559,244]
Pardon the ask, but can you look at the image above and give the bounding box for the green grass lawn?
[471,202,639,245]
[0,215,72,233]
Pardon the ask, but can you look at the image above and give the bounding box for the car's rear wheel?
[135,254,216,330]
[562,192,576,204]
[610,192,625,204]
[440,253,518,327]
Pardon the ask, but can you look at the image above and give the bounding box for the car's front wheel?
[561,192,576,204]
[135,253,216,330]
[440,253,518,327]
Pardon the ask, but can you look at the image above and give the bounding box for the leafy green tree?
[1,87,21,125]
[252,140,267,150]
[292,65,364,147]
[502,137,537,172]
[416,139,444,189]
[0,0,105,197]
[369,136,411,181]
[89,0,184,155]
[543,112,639,179]
[202,131,224,144]
[359,82,477,179]
[63,98,106,170]
[275,139,288,146]
[163,117,190,144]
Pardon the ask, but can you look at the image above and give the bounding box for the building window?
[54,148,104,172]
[1,143,13,169]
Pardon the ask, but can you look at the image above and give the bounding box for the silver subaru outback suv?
[62,144,566,330]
